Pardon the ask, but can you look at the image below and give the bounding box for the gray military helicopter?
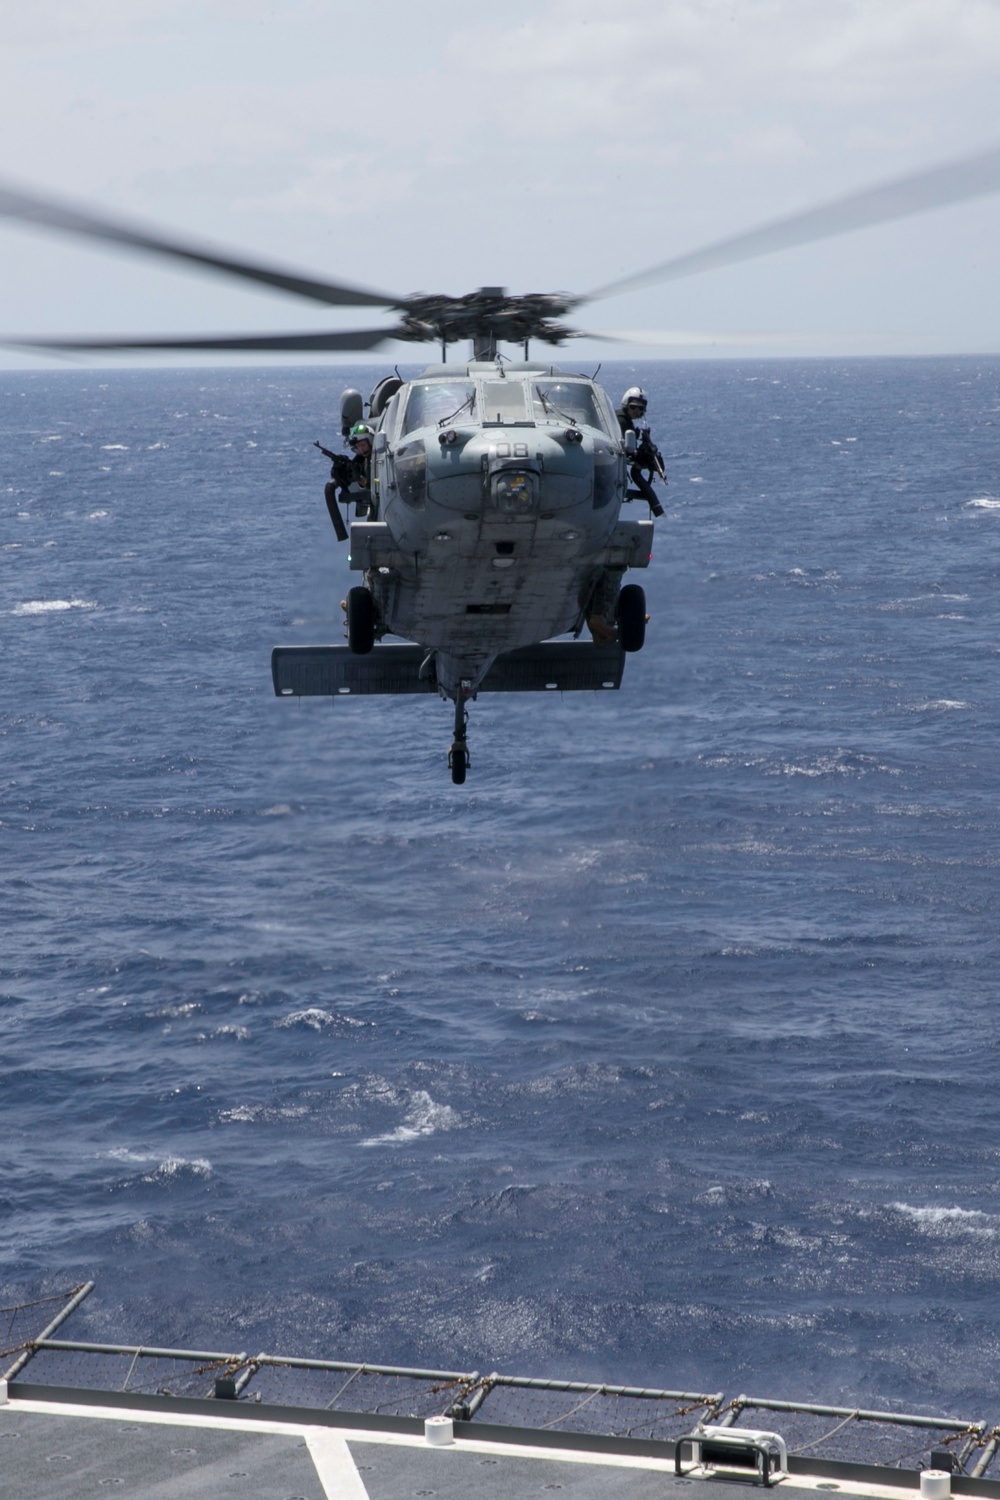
[3,145,1000,782]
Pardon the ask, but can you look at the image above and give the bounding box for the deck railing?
[3,1283,997,1473]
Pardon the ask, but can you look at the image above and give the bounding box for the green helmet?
[349,422,374,446]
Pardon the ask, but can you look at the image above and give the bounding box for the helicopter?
[292,357,660,786]
[2,145,1000,783]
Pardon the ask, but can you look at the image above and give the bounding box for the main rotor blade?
[584,145,1000,301]
[579,326,816,347]
[3,326,402,353]
[0,181,400,309]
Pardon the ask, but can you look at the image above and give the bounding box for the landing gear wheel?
[449,688,471,785]
[449,742,468,785]
[346,586,376,654]
[617,583,647,653]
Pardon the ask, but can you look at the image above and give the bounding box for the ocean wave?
[149,1001,200,1019]
[965,496,1000,510]
[767,753,873,778]
[107,1149,213,1183]
[145,1156,213,1182]
[519,1063,624,1097]
[892,1203,997,1235]
[275,1008,335,1030]
[11,598,97,615]
[706,749,900,779]
[275,1008,369,1032]
[695,1179,775,1207]
[218,1104,310,1124]
[360,1090,462,1148]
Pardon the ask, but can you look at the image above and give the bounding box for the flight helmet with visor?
[621,386,648,417]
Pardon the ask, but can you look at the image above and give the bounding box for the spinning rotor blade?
[4,327,401,353]
[585,145,1000,301]
[0,180,400,309]
[586,327,818,347]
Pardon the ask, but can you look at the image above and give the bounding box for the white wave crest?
[107,1148,213,1182]
[12,598,97,615]
[360,1090,462,1148]
[276,1008,334,1030]
[771,755,853,778]
[965,497,1000,510]
[892,1203,996,1235]
[145,1156,213,1181]
[276,1008,367,1031]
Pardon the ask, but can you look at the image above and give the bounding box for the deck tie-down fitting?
[676,1424,788,1486]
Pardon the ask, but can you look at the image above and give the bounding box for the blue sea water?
[3,357,1000,1414]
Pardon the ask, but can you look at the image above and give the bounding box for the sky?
[1,0,1000,365]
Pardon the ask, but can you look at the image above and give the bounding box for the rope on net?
[538,1387,603,1430]
[790,1411,861,1455]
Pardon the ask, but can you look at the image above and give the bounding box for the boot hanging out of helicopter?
[616,387,666,518]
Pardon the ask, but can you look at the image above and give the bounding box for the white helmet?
[621,386,647,411]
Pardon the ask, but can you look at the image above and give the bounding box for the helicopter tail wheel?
[617,583,647,653]
[449,742,469,785]
[346,586,376,654]
[448,687,471,785]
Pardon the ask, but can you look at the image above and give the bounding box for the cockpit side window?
[593,386,620,437]
[532,380,610,433]
[402,381,476,435]
[377,387,401,438]
[380,390,402,439]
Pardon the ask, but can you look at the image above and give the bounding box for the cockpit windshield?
[532,380,610,433]
[402,381,476,435]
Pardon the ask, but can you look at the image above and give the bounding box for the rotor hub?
[393,290,582,347]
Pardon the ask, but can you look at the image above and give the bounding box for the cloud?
[445,1,1000,140]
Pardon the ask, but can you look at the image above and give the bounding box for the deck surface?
[0,1395,956,1500]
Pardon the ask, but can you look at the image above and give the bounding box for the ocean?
[3,356,1000,1415]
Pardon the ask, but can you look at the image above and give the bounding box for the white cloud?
[447,0,1000,135]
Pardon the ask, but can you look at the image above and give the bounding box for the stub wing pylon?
[271,641,625,698]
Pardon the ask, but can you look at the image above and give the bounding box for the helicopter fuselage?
[347,361,653,698]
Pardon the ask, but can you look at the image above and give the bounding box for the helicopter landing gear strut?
[448,683,472,786]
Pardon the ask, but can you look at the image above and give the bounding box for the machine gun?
[635,430,666,483]
[627,429,667,518]
[314,440,350,542]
